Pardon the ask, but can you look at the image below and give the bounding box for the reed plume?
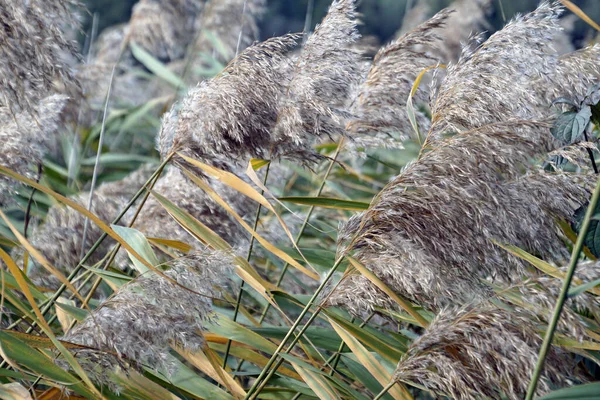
[393,303,583,400]
[347,10,450,149]
[398,0,492,62]
[0,95,67,206]
[158,34,301,162]
[129,0,205,62]
[428,1,562,142]
[190,0,265,67]
[271,0,362,160]
[61,251,232,389]
[0,0,80,114]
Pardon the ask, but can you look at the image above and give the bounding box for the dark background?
[82,0,598,46]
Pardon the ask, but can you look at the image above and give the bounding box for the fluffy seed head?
[158,34,301,162]
[394,303,584,400]
[347,10,451,149]
[0,0,80,113]
[271,0,363,160]
[62,251,233,388]
[0,95,67,205]
[428,1,563,142]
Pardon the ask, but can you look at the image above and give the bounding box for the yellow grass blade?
[0,210,85,304]
[176,347,245,399]
[347,257,429,327]
[329,319,412,400]
[290,362,341,400]
[0,166,189,294]
[0,249,104,399]
[560,0,600,31]
[181,168,319,281]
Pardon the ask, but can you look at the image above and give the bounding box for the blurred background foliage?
[82,0,599,46]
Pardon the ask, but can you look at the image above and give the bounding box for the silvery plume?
[0,95,67,206]
[189,0,265,69]
[347,10,450,150]
[398,0,492,63]
[128,0,205,63]
[327,123,593,315]
[393,303,584,400]
[61,251,233,389]
[13,166,154,290]
[428,1,562,143]
[158,34,301,162]
[501,260,600,342]
[0,0,80,114]
[271,0,363,161]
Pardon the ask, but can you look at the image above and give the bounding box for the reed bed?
[0,1,599,399]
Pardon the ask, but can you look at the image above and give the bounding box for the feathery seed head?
[62,250,233,388]
[428,1,563,142]
[394,303,584,400]
[0,0,80,114]
[0,95,67,205]
[158,34,301,162]
[347,10,451,149]
[271,0,363,160]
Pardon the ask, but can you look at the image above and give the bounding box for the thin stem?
[222,163,270,369]
[374,380,398,400]
[498,0,507,23]
[23,164,43,238]
[525,174,600,399]
[583,128,598,174]
[245,256,345,400]
[258,140,343,323]
[80,41,128,259]
[302,0,315,44]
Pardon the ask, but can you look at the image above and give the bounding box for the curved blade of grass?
[290,362,341,400]
[347,257,428,327]
[0,210,85,304]
[0,166,188,292]
[560,0,600,31]
[0,249,103,399]
[329,319,411,400]
[278,197,369,211]
[130,42,187,88]
[494,241,600,296]
[176,347,245,399]
[150,191,283,310]
[111,225,159,274]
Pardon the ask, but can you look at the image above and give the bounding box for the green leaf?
[84,266,132,289]
[539,382,600,399]
[130,42,186,89]
[0,331,95,398]
[278,196,370,211]
[574,203,600,258]
[551,106,592,144]
[111,225,159,274]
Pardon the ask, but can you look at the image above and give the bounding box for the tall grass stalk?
[525,173,600,398]
[258,139,344,323]
[245,255,345,399]
[80,41,128,259]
